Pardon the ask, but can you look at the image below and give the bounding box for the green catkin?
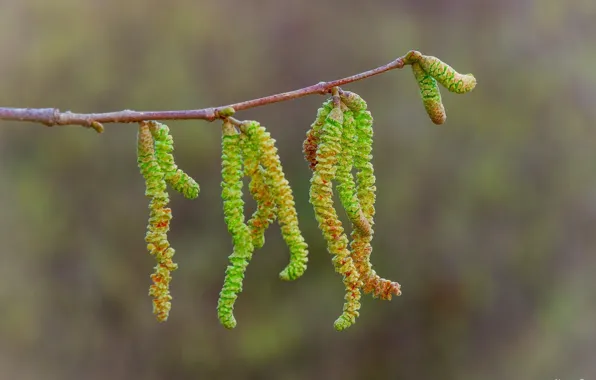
[240,130,277,249]
[335,107,371,236]
[218,121,255,329]
[243,121,309,281]
[351,106,401,300]
[309,100,362,331]
[303,99,334,171]
[417,54,476,94]
[411,62,447,125]
[148,121,200,199]
[137,122,177,322]
[339,90,368,113]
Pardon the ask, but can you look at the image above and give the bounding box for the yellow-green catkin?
[344,93,402,301]
[137,122,177,322]
[335,106,371,236]
[417,54,476,94]
[148,121,200,199]
[309,100,362,331]
[218,121,255,329]
[240,129,277,249]
[243,121,309,281]
[411,62,447,125]
[303,99,334,171]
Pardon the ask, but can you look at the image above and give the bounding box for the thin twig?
[0,53,410,131]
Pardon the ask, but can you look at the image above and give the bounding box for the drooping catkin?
[137,122,177,322]
[309,100,362,331]
[243,121,309,281]
[240,129,277,249]
[218,121,255,329]
[148,121,200,199]
[303,99,334,171]
[411,62,446,125]
[351,104,401,300]
[335,107,371,236]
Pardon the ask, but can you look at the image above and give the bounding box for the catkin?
[240,129,277,249]
[417,54,476,94]
[303,99,334,171]
[309,102,362,331]
[243,121,309,281]
[351,107,401,300]
[411,62,447,125]
[137,122,177,322]
[148,121,200,199]
[218,121,255,329]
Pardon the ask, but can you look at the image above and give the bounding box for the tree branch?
[0,52,409,131]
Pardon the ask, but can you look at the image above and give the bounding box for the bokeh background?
[1,1,595,379]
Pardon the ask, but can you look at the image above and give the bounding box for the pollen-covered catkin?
[243,121,309,281]
[137,122,177,322]
[351,108,401,300]
[411,62,447,125]
[240,130,277,249]
[148,121,200,199]
[303,99,333,171]
[218,121,255,329]
[309,102,362,331]
[417,54,476,94]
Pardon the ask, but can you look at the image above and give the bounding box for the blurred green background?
[1,1,595,379]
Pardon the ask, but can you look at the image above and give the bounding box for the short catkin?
[218,121,255,329]
[411,62,447,125]
[137,122,177,322]
[417,54,476,94]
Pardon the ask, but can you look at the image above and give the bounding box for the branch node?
[89,121,105,133]
[403,50,422,65]
[315,82,329,95]
[214,106,236,120]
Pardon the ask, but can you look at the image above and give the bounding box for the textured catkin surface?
[411,62,447,125]
[240,129,277,250]
[417,55,477,94]
[149,121,200,199]
[309,105,362,331]
[346,99,401,300]
[303,99,333,171]
[244,121,309,281]
[218,124,255,329]
[137,122,177,322]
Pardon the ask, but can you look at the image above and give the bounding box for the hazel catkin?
[411,62,447,125]
[217,121,255,329]
[148,121,200,199]
[309,101,362,331]
[137,121,177,322]
[243,121,309,281]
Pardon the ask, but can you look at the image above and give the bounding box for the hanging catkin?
[340,91,402,301]
[137,122,177,322]
[243,121,309,281]
[148,121,200,199]
[303,99,334,171]
[217,121,255,329]
[240,130,277,249]
[309,98,362,331]
[411,62,447,125]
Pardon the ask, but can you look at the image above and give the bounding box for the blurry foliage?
[1,0,596,379]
